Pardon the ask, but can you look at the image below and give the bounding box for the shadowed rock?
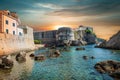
[83,56,88,60]
[97,31,120,50]
[49,50,61,58]
[34,55,46,61]
[54,50,60,57]
[16,51,26,62]
[29,53,35,57]
[0,55,13,69]
[94,60,120,79]
[76,47,85,50]
[91,56,95,59]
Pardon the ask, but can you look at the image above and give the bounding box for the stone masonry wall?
[0,13,3,33]
[0,31,35,55]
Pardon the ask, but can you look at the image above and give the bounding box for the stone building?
[0,10,35,55]
[0,10,23,35]
[34,26,96,46]
[56,27,75,41]
[74,25,96,44]
[34,27,75,46]
[34,30,57,44]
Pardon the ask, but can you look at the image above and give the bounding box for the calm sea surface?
[0,45,120,80]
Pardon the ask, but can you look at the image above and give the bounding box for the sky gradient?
[0,0,120,40]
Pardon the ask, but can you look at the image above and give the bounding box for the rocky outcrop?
[71,40,86,46]
[94,60,120,79]
[84,33,96,44]
[74,27,97,45]
[97,31,120,50]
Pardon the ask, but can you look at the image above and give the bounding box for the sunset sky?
[0,0,120,40]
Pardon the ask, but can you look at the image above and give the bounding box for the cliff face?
[98,31,120,50]
[74,30,96,45]
[84,33,96,44]
[0,27,35,55]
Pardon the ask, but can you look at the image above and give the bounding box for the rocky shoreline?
[0,44,44,56]
[94,60,120,79]
[96,31,120,50]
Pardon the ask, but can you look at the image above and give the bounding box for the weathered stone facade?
[0,10,21,35]
[74,25,96,44]
[0,26,35,55]
[34,26,96,46]
[0,10,35,55]
[34,30,57,44]
[56,27,75,41]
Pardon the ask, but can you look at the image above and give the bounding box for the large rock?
[0,56,13,69]
[84,33,96,44]
[54,50,60,57]
[97,31,120,50]
[29,53,35,57]
[94,60,120,79]
[16,51,26,62]
[49,50,61,57]
[74,27,97,45]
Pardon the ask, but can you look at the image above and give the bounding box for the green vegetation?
[85,29,96,37]
[85,29,92,34]
[34,40,41,44]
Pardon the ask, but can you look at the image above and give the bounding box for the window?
[6,20,8,25]
[19,32,22,36]
[13,31,15,35]
[8,13,10,15]
[13,23,15,27]
[41,32,44,38]
[6,29,9,34]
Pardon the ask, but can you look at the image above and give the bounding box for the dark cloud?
[0,0,120,27]
[47,0,120,17]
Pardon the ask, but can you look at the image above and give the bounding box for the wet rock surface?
[29,53,35,57]
[0,56,13,69]
[76,47,85,50]
[16,52,26,62]
[94,60,120,79]
[54,50,60,57]
[83,56,88,60]
[49,50,61,58]
[34,55,46,61]
[82,56,95,60]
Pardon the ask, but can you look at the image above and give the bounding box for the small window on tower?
[13,23,15,27]
[13,31,15,35]
[6,29,9,34]
[6,20,8,25]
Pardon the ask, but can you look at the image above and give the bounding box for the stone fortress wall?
[0,26,35,55]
